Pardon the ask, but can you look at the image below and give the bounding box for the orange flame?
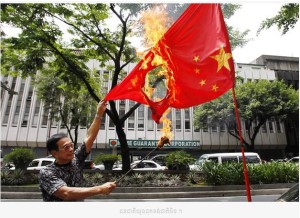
[139,5,174,143]
[160,108,174,140]
[139,5,169,48]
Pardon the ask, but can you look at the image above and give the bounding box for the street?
[1,194,280,202]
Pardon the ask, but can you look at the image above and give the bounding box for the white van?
[189,152,262,171]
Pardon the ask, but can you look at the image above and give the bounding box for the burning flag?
[105,4,235,123]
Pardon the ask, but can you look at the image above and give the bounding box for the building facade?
[251,55,299,157]
[1,55,298,160]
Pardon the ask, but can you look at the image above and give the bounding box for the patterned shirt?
[39,143,89,201]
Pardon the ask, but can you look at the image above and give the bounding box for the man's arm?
[53,182,116,201]
[84,100,107,153]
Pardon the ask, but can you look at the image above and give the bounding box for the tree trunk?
[116,124,131,172]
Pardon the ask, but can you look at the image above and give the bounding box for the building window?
[211,123,217,132]
[100,113,106,130]
[147,108,154,131]
[128,101,135,130]
[138,105,144,130]
[184,109,190,132]
[220,123,226,132]
[268,120,274,133]
[109,117,115,129]
[12,79,26,126]
[119,100,126,128]
[32,98,41,127]
[175,109,181,131]
[1,76,8,104]
[2,77,17,126]
[21,86,33,127]
[228,120,235,133]
[41,108,49,127]
[261,122,267,133]
[275,119,282,133]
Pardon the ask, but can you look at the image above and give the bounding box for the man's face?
[52,137,75,164]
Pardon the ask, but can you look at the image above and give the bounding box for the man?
[39,100,116,201]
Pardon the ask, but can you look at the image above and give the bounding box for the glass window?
[220,123,226,132]
[100,113,106,130]
[238,156,260,164]
[1,76,8,104]
[202,121,208,132]
[211,123,217,132]
[31,98,41,127]
[41,160,54,166]
[184,109,190,131]
[276,119,282,133]
[147,108,154,131]
[261,122,267,133]
[21,86,33,127]
[268,120,274,133]
[41,108,49,127]
[12,79,26,126]
[207,157,218,163]
[175,109,181,131]
[222,157,238,163]
[128,101,135,130]
[28,160,39,167]
[138,105,144,130]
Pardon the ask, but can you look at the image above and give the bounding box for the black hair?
[46,133,68,152]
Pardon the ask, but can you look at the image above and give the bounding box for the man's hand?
[96,100,108,118]
[99,182,117,195]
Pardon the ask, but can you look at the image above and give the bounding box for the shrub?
[9,169,25,185]
[94,153,119,170]
[4,147,34,170]
[202,161,299,185]
[165,150,195,170]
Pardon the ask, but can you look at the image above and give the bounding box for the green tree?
[194,80,299,151]
[34,71,99,145]
[3,147,35,170]
[257,3,299,35]
[1,3,249,172]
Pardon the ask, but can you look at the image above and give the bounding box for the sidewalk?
[1,183,294,200]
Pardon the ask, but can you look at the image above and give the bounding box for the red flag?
[105,4,235,123]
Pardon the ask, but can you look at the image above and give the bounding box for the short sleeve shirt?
[39,142,89,201]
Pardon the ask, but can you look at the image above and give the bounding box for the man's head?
[46,133,67,152]
[47,133,75,164]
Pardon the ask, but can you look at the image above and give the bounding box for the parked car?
[27,158,55,170]
[94,160,122,170]
[189,152,262,171]
[150,154,167,166]
[276,183,299,202]
[113,160,167,171]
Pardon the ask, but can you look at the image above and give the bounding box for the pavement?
[1,183,295,200]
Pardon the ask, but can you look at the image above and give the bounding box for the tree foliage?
[194,80,299,151]
[3,147,35,170]
[257,3,299,35]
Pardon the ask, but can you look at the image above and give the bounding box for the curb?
[1,183,295,199]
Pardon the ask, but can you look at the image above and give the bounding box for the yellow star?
[210,47,232,72]
[131,76,138,87]
[199,80,206,86]
[194,68,200,74]
[193,55,200,62]
[212,84,218,92]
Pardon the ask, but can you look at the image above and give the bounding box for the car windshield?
[239,156,261,163]
[28,161,39,167]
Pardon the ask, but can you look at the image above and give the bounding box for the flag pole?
[232,87,252,202]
